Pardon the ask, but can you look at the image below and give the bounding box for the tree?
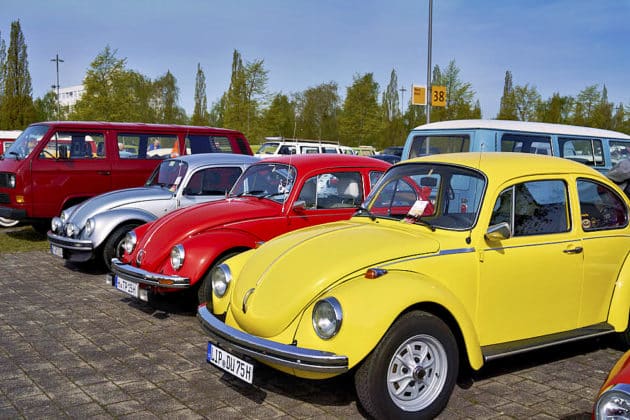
[429,60,478,122]
[338,73,381,146]
[261,93,295,138]
[381,69,406,149]
[512,84,541,121]
[572,84,601,127]
[33,91,60,121]
[298,82,339,140]
[497,70,517,120]
[0,20,36,129]
[191,63,209,126]
[153,70,187,124]
[537,93,574,124]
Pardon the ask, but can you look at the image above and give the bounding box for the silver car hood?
[66,187,172,225]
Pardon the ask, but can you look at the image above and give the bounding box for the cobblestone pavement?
[0,250,624,419]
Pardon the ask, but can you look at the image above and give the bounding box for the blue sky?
[1,0,628,119]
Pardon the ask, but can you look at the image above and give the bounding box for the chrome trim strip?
[438,247,475,255]
[198,305,349,373]
[47,232,94,251]
[110,258,190,288]
[484,238,576,252]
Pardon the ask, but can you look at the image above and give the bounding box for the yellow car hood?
[230,220,440,337]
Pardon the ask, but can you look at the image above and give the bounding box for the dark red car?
[109,154,390,304]
[594,350,630,418]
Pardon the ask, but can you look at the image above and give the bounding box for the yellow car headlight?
[312,297,343,340]
[211,264,232,298]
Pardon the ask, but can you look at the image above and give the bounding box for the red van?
[0,121,252,232]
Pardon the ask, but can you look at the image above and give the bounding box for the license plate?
[207,342,254,384]
[114,275,139,298]
[50,244,63,258]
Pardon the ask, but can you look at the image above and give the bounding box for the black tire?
[615,312,630,349]
[31,220,51,236]
[355,311,458,420]
[102,223,141,270]
[197,251,242,307]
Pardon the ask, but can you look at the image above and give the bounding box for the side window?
[559,137,604,167]
[185,167,243,196]
[610,141,630,165]
[278,145,296,155]
[40,132,105,160]
[578,179,628,231]
[501,133,552,155]
[301,146,319,154]
[369,171,384,187]
[186,135,234,154]
[298,172,364,209]
[492,180,569,236]
[118,134,177,159]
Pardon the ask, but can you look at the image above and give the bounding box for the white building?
[58,85,85,110]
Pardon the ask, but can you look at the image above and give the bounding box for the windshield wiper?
[238,190,267,198]
[355,205,376,221]
[405,215,436,231]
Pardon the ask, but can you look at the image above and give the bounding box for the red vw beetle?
[109,154,390,304]
[594,350,630,418]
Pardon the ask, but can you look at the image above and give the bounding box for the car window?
[185,167,243,196]
[40,131,105,160]
[119,133,178,159]
[577,179,628,231]
[298,172,364,209]
[559,137,604,167]
[491,180,569,236]
[369,171,385,187]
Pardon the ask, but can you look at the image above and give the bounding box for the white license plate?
[114,275,139,298]
[207,343,254,384]
[50,244,63,258]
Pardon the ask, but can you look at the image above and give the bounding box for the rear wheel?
[102,223,141,270]
[0,217,19,228]
[197,251,242,307]
[355,311,458,419]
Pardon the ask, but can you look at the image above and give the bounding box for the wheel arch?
[607,251,630,332]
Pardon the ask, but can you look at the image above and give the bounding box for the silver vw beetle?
[47,153,259,269]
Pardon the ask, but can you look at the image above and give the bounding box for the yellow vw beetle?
[198,152,630,419]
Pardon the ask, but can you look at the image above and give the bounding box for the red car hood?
[133,197,279,267]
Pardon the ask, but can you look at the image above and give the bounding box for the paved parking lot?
[0,249,625,419]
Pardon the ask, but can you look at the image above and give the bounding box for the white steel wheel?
[386,334,448,412]
[0,217,19,228]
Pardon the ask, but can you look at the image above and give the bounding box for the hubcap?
[386,334,448,412]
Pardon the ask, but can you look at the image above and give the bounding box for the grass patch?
[0,226,49,253]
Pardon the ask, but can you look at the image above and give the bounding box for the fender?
[212,248,257,315]
[172,228,262,287]
[292,269,484,376]
[607,251,630,332]
[90,208,157,249]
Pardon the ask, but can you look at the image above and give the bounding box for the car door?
[477,178,583,345]
[575,178,629,326]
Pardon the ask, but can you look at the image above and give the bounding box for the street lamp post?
[399,86,407,115]
[426,0,433,124]
[51,54,64,120]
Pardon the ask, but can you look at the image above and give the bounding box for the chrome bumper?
[197,305,349,374]
[110,258,190,289]
[47,231,94,252]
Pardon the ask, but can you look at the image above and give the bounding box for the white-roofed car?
[47,153,259,269]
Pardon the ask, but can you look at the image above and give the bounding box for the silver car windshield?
[145,159,189,191]
[230,163,296,203]
[363,162,486,230]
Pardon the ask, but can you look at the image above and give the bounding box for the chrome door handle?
[563,246,583,254]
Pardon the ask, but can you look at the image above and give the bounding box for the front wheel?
[197,251,242,307]
[355,311,458,420]
[102,223,141,270]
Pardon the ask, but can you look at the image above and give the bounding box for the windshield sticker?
[403,200,429,223]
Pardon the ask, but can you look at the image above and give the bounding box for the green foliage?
[191,63,209,126]
[0,21,36,129]
[261,93,295,138]
[339,73,381,146]
[297,82,339,140]
[429,61,478,122]
[380,69,407,149]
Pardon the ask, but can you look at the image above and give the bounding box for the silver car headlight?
[211,264,232,298]
[60,210,70,223]
[8,174,15,188]
[596,385,630,419]
[65,222,78,237]
[122,231,137,254]
[84,218,95,237]
[312,297,343,340]
[170,244,185,271]
[51,217,63,233]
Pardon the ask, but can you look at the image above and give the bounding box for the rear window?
[119,133,178,159]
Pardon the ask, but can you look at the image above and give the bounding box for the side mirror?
[485,222,511,241]
[292,200,307,213]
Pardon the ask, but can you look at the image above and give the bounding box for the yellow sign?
[431,86,446,107]
[412,85,426,105]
